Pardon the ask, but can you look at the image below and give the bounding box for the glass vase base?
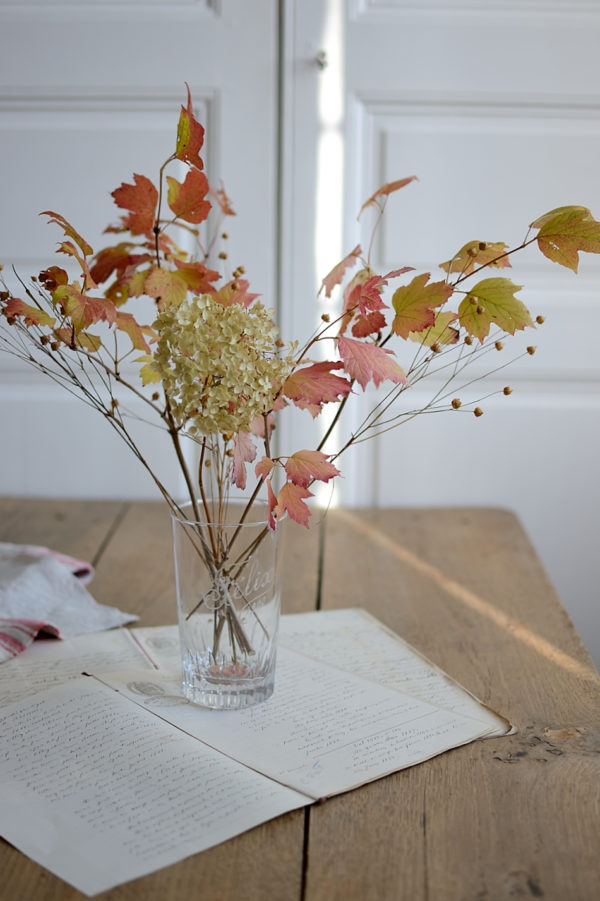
[181,661,275,710]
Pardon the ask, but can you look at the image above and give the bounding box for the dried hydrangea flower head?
[153,293,294,436]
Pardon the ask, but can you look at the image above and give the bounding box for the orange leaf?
[175,83,205,169]
[319,245,362,298]
[50,239,98,290]
[284,450,340,488]
[166,169,211,224]
[359,176,417,217]
[4,297,55,328]
[115,312,154,352]
[275,482,313,528]
[112,174,158,235]
[53,284,117,332]
[173,259,221,295]
[337,336,407,390]
[41,211,93,257]
[282,361,351,411]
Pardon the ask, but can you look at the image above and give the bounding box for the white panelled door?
[0,0,278,499]
[286,0,600,665]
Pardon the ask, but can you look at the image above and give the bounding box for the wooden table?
[1,498,599,901]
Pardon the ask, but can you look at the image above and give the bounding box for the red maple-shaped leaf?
[255,456,276,480]
[175,83,205,169]
[337,336,407,389]
[346,273,388,315]
[54,284,117,332]
[351,310,387,338]
[231,432,257,490]
[115,312,153,352]
[166,169,211,225]
[275,482,313,528]
[112,174,158,235]
[319,245,362,298]
[339,266,413,336]
[359,176,417,217]
[391,273,453,339]
[4,297,55,328]
[173,259,221,295]
[284,450,340,488]
[90,242,142,285]
[282,361,351,411]
[212,279,260,309]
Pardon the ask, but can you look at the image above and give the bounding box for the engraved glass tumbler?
[171,501,283,710]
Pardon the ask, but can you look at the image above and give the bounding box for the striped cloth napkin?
[0,544,137,663]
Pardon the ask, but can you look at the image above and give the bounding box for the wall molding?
[350,0,600,20]
[0,0,217,14]
[0,85,216,114]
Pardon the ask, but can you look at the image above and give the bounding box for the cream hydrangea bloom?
[153,293,293,435]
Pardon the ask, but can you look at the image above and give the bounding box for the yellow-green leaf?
[144,267,188,307]
[391,273,453,339]
[531,205,600,272]
[440,240,510,275]
[135,354,162,385]
[458,278,532,343]
[408,311,458,347]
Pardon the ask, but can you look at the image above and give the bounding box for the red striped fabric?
[0,617,60,661]
[0,546,93,662]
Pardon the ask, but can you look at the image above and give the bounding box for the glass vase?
[171,499,282,710]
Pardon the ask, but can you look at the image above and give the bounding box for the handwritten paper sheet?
[279,608,509,735]
[0,628,154,708]
[0,608,510,895]
[96,645,498,800]
[0,678,310,896]
[133,608,509,736]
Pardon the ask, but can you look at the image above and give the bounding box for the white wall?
[283,0,600,669]
[1,0,599,667]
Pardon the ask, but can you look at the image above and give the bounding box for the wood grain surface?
[0,499,598,901]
